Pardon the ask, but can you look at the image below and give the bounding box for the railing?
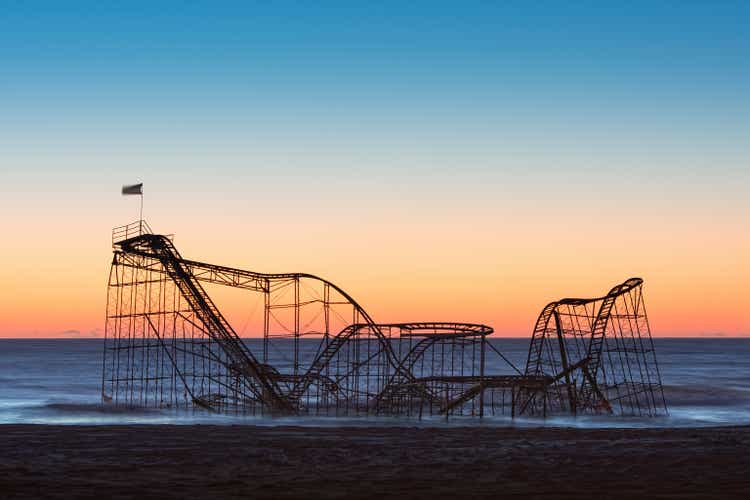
[112,220,153,246]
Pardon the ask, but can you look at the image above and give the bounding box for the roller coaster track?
[105,222,665,419]
[586,278,644,379]
[372,323,493,407]
[393,323,493,373]
[285,323,367,403]
[524,278,644,377]
[285,323,489,405]
[116,233,293,411]
[521,278,647,414]
[525,302,559,378]
[578,278,644,408]
[111,221,406,413]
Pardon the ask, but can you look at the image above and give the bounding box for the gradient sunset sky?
[1,1,748,337]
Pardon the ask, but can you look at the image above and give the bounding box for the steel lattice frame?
[519,278,668,416]
[102,221,667,418]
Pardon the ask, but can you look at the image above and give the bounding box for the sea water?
[1,338,748,427]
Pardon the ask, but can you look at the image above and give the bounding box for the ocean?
[1,338,748,427]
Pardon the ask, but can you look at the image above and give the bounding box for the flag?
[122,183,143,195]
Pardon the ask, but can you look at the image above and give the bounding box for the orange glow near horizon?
[1,198,747,338]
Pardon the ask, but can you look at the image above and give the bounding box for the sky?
[0,1,748,337]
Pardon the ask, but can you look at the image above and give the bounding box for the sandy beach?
[1,424,748,498]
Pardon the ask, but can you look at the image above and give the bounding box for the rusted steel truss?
[102,221,667,418]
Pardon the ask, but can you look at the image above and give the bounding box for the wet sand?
[1,424,749,498]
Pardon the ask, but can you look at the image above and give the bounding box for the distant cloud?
[59,329,100,338]
[697,332,728,338]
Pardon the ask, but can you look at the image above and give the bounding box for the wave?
[30,402,166,415]
[662,384,750,407]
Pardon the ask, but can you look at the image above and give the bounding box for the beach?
[2,424,748,498]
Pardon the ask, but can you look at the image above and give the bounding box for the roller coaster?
[102,221,667,418]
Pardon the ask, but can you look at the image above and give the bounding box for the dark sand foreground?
[1,424,749,498]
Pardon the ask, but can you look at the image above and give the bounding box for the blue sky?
[2,0,748,189]
[3,1,747,201]
[3,1,748,143]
